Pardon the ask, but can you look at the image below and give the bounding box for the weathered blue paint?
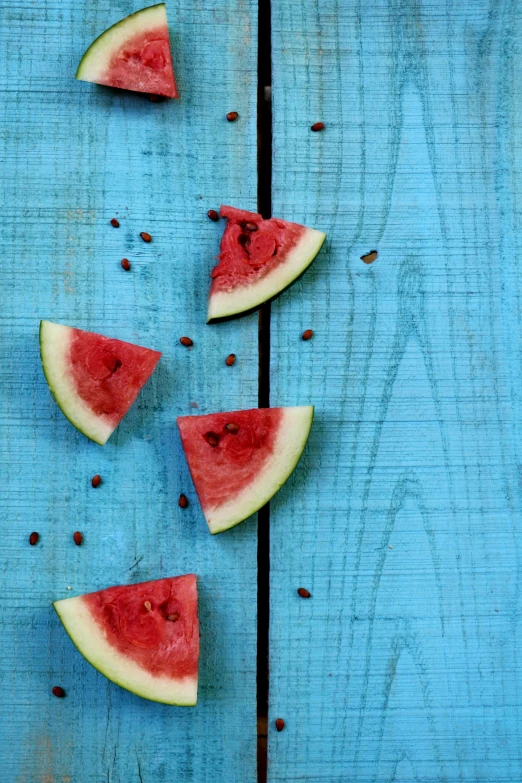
[0,1,258,781]
[269,0,522,780]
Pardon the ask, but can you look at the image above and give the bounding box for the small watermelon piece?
[76,4,178,98]
[177,406,314,533]
[40,320,161,445]
[207,206,326,321]
[54,575,199,705]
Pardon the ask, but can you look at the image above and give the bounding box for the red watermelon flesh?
[210,206,306,295]
[103,28,178,97]
[84,575,198,679]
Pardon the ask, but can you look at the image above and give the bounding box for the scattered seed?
[167,613,180,622]
[180,336,193,347]
[311,122,325,132]
[29,531,39,546]
[297,587,311,598]
[226,111,239,122]
[67,586,72,590]
[73,531,83,546]
[360,250,378,264]
[121,258,131,271]
[190,401,199,408]
[148,94,165,102]
[225,353,236,366]
[205,432,220,447]
[178,494,189,508]
[110,218,120,227]
[301,329,313,341]
[144,600,152,611]
[225,422,239,434]
[52,686,65,698]
[140,232,152,242]
[207,209,219,222]
[91,474,102,488]
[275,718,285,732]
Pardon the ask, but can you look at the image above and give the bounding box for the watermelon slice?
[54,575,199,705]
[76,4,178,99]
[177,406,314,533]
[40,320,161,445]
[207,206,326,321]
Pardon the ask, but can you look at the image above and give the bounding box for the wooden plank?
[0,1,258,780]
[269,1,522,780]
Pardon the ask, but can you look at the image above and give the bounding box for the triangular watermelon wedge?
[207,206,326,321]
[54,575,199,706]
[40,320,161,445]
[76,4,178,98]
[177,406,314,533]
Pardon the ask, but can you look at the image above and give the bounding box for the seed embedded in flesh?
[91,474,102,488]
[238,233,251,248]
[311,122,325,132]
[360,250,378,264]
[140,232,152,243]
[225,353,236,366]
[73,531,83,546]
[121,258,131,271]
[167,613,180,622]
[205,432,220,447]
[207,209,219,222]
[301,329,313,341]
[297,587,311,598]
[178,494,188,508]
[242,221,258,232]
[180,336,193,347]
[275,718,285,731]
[29,532,39,546]
[226,111,239,122]
[225,422,239,434]
[144,601,152,611]
[110,218,120,227]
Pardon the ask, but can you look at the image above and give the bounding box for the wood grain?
[0,1,258,780]
[269,1,522,780]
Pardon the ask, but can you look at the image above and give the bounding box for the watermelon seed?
[297,587,311,598]
[167,613,180,622]
[311,122,325,132]
[180,336,193,347]
[205,432,220,447]
[225,423,239,435]
[110,218,120,227]
[73,531,83,546]
[52,686,65,698]
[240,221,258,232]
[301,329,314,341]
[360,250,378,264]
[144,601,152,612]
[29,531,39,545]
[121,258,131,271]
[140,232,152,243]
[207,209,219,222]
[91,474,102,488]
[148,94,165,102]
[275,718,285,731]
[238,233,251,248]
[225,353,236,366]
[226,111,239,122]
[178,494,188,508]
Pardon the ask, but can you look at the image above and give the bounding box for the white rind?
[40,320,114,446]
[54,595,197,706]
[76,4,168,83]
[205,406,314,534]
[207,228,326,321]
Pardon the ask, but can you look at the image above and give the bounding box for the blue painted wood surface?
[269,1,522,780]
[0,1,258,780]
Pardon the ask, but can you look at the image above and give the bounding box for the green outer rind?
[39,320,114,446]
[53,594,198,706]
[207,228,326,321]
[76,3,168,83]
[181,406,314,534]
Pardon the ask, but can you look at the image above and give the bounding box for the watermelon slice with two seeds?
[207,206,326,321]
[178,406,314,533]
[54,575,199,705]
[76,4,178,98]
[40,321,161,445]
